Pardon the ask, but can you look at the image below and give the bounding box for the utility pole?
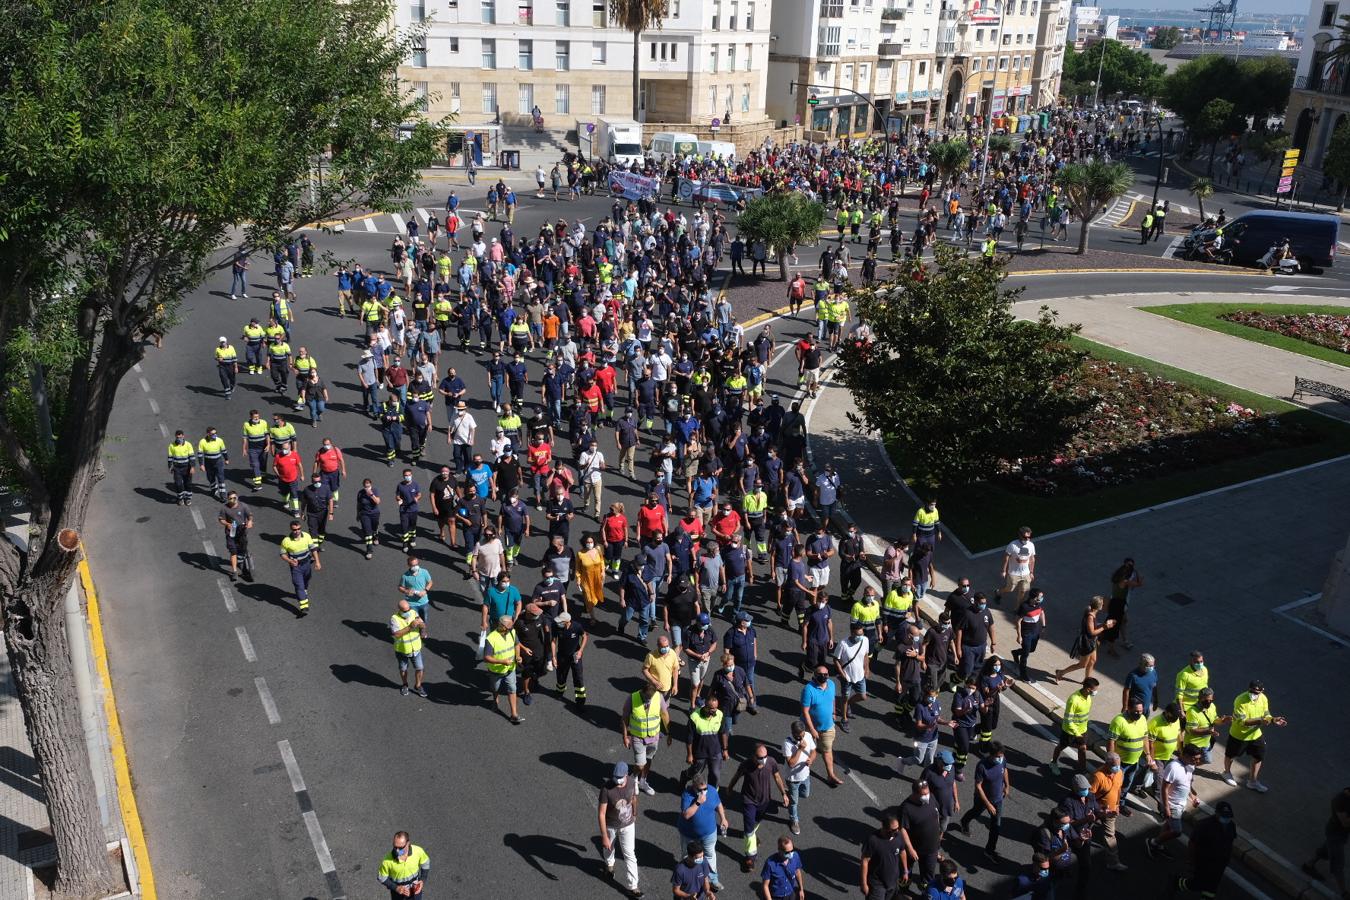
[1091,38,1107,109]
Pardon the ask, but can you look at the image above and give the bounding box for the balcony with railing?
[817,42,842,58]
[881,7,906,18]
[822,0,845,16]
[1295,56,1350,96]
[878,40,908,55]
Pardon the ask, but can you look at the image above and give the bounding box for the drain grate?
[1167,592,1195,607]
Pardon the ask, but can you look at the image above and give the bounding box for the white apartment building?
[395,0,772,129]
[766,0,886,137]
[876,0,946,131]
[1285,0,1350,168]
[1031,0,1069,109]
[940,0,1045,124]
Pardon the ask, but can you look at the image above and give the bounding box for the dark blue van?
[1216,210,1339,271]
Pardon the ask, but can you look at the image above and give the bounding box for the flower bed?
[1219,310,1350,354]
[999,359,1318,495]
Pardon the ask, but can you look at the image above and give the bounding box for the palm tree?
[1054,160,1134,255]
[610,0,669,121]
[736,192,827,281]
[1188,177,1214,222]
[926,140,971,190]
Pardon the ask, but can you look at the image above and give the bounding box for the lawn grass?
[891,337,1350,552]
[1139,302,1350,369]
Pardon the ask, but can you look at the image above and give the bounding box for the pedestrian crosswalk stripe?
[416,207,429,223]
[391,212,407,235]
[363,217,376,232]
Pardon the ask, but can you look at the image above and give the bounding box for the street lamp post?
[1091,39,1107,109]
[1149,122,1170,213]
[791,81,894,164]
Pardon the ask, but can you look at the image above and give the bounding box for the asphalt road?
[85,182,1282,900]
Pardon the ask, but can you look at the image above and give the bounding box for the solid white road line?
[847,770,880,804]
[235,626,257,663]
[255,676,281,725]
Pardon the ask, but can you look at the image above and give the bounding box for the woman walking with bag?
[1052,596,1114,686]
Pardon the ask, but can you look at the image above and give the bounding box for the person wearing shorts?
[623,685,670,795]
[390,601,428,698]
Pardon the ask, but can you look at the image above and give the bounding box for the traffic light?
[808,95,820,107]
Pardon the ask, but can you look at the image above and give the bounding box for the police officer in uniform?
[196,426,229,501]
[215,337,239,396]
[357,478,382,560]
[241,318,266,374]
[396,469,422,553]
[279,520,319,615]
[378,396,404,465]
[301,471,334,552]
[167,429,196,506]
[241,409,270,491]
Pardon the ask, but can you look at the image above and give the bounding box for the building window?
[746,0,754,29]
[449,37,460,52]
[1012,55,1021,69]
[918,59,926,74]
[591,84,606,113]
[1322,2,1338,25]
[972,58,980,71]
[709,46,718,72]
[999,55,1008,69]
[592,40,606,63]
[842,63,854,88]
[729,1,738,29]
[920,28,929,47]
[862,28,872,49]
[555,84,570,113]
[518,0,533,24]
[556,0,570,25]
[518,83,534,114]
[1024,54,1032,67]
[1019,0,1026,12]
[986,55,994,70]
[482,38,497,68]
[976,28,984,43]
[482,82,497,113]
[411,0,426,22]
[411,39,427,67]
[847,27,858,49]
[482,0,496,24]
[450,82,461,100]
[724,84,734,113]
[859,62,870,84]
[728,44,736,70]
[414,81,429,111]
[669,0,681,15]
[712,1,721,29]
[592,0,605,27]
[744,42,752,70]
[741,83,750,111]
[819,25,841,56]
[519,40,533,70]
[556,40,570,70]
[708,85,718,115]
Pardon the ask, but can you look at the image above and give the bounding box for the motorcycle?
[1257,241,1301,275]
[1179,238,1233,265]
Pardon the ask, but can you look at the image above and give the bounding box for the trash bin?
[499,149,521,170]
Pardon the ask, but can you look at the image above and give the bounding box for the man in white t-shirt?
[832,623,870,733]
[1148,744,1202,858]
[782,720,817,836]
[995,526,1035,606]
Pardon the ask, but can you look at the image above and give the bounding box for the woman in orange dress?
[576,533,606,622]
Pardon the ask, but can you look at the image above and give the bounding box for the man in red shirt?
[677,508,705,541]
[311,438,347,507]
[527,435,553,506]
[711,501,742,547]
[595,360,618,422]
[637,493,668,541]
[578,380,604,419]
[273,445,303,517]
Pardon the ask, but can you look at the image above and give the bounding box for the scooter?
[1257,241,1301,275]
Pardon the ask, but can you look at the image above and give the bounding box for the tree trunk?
[1207,140,1218,177]
[777,249,789,282]
[4,563,118,899]
[631,29,641,121]
[1076,216,1091,255]
[1197,196,1205,222]
[1339,184,1347,212]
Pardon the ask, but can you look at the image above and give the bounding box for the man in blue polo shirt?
[677,775,728,892]
[801,666,845,786]
[760,835,805,900]
[398,556,433,623]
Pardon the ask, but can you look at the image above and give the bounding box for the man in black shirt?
[495,449,523,498]
[860,810,905,900]
[899,779,942,890]
[956,592,995,680]
[514,603,550,706]
[429,465,457,545]
[550,610,588,706]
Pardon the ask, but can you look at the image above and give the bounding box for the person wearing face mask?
[515,603,551,707]
[356,478,382,560]
[1060,775,1102,899]
[279,520,320,615]
[860,810,905,900]
[801,666,845,786]
[955,741,1011,861]
[196,427,229,502]
[880,578,915,651]
[850,588,883,661]
[976,655,1013,751]
[954,591,996,682]
[1221,679,1286,792]
[1122,652,1161,715]
[1012,589,1047,681]
[727,743,790,872]
[759,835,805,900]
[1048,678,1099,776]
[376,830,430,898]
[899,778,942,890]
[708,652,754,736]
[923,858,964,900]
[839,525,865,601]
[922,613,956,693]
[1183,687,1231,768]
[311,437,345,509]
[677,776,729,893]
[949,676,984,778]
[898,681,947,778]
[833,623,871,733]
[1106,698,1152,813]
[598,762,642,898]
[389,599,428,698]
[672,838,717,900]
[1148,744,1204,860]
[781,721,817,836]
[923,751,960,842]
[217,491,254,582]
[394,469,421,553]
[398,556,434,625]
[687,693,729,787]
[1014,852,1055,899]
[1089,753,1129,872]
[1174,650,1209,710]
[1144,702,1185,794]
[1167,801,1236,900]
[643,634,682,702]
[300,471,335,554]
[1036,808,1079,885]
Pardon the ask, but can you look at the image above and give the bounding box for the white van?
[648,131,699,160]
[696,139,737,160]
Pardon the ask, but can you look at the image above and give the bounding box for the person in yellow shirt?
[1221,679,1286,793]
[642,634,681,701]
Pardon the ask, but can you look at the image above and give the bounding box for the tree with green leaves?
[1063,40,1168,99]
[835,246,1088,486]
[0,0,444,893]
[1054,161,1134,254]
[987,134,1014,159]
[1188,177,1215,222]
[926,140,971,188]
[1151,26,1182,50]
[611,0,670,121]
[1194,98,1245,175]
[1323,119,1350,211]
[735,192,826,280]
[1164,55,1292,141]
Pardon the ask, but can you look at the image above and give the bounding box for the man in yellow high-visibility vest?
[484,614,522,724]
[390,600,428,698]
[622,682,672,795]
[376,830,430,898]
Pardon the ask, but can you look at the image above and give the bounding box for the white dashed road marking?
[255,677,281,724]
[235,626,257,663]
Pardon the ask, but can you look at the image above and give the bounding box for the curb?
[80,558,157,900]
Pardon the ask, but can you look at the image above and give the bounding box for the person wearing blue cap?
[684,612,718,707]
[598,761,642,898]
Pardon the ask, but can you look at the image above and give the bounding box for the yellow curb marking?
[80,557,157,900]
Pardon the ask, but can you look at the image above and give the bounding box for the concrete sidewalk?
[807,301,1350,898]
